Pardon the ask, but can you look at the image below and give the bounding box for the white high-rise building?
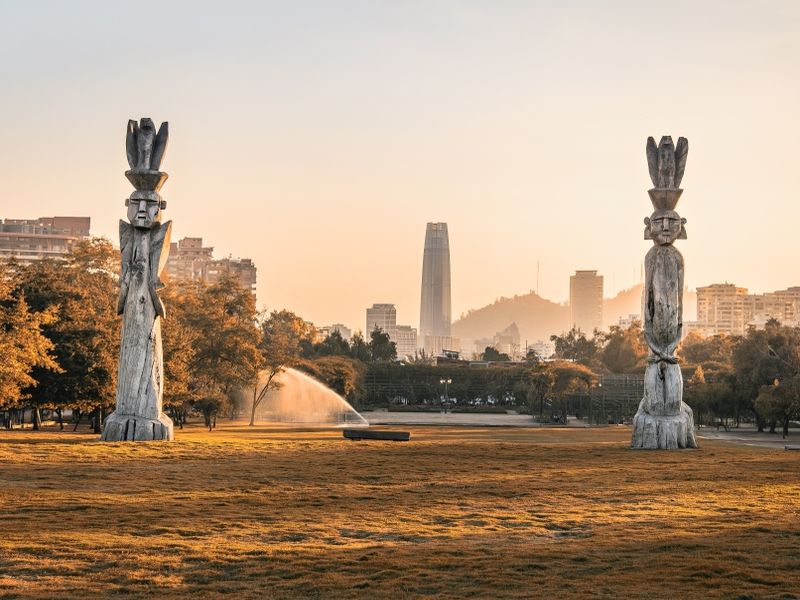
[366,303,396,335]
[391,325,418,359]
[365,304,418,359]
[420,222,454,354]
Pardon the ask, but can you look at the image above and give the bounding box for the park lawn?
[0,424,798,599]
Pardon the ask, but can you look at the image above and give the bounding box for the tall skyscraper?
[570,270,603,334]
[420,222,453,354]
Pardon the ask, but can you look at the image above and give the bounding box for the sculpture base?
[101,412,174,442]
[631,401,697,449]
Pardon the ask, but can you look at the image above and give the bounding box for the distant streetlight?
[439,378,452,413]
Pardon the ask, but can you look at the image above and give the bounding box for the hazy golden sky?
[1,1,798,333]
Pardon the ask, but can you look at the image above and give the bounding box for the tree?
[524,348,542,364]
[0,265,60,424]
[732,323,800,432]
[756,376,800,438]
[368,327,396,362]
[159,281,202,428]
[14,239,120,432]
[297,356,366,405]
[550,328,600,366]
[183,274,261,429]
[481,346,511,362]
[515,366,554,418]
[249,309,314,425]
[549,361,596,421]
[679,331,737,377]
[601,321,648,374]
[349,332,371,362]
[314,330,351,357]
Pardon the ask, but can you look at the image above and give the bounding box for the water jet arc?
[254,367,367,427]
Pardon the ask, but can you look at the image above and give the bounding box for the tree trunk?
[783,416,790,439]
[73,409,81,432]
[92,407,103,434]
[249,386,257,426]
[57,409,64,430]
[32,407,41,431]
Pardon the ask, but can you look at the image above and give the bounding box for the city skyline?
[8,210,800,340]
[1,2,799,331]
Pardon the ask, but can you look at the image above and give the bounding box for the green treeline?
[1,237,799,434]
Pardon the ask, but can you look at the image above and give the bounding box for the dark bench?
[343,429,410,442]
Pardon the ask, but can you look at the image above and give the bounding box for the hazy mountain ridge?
[453,284,677,345]
[453,292,570,346]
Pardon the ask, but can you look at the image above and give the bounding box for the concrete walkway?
[361,410,591,428]
[696,428,799,449]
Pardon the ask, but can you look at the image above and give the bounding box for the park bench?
[343,429,410,442]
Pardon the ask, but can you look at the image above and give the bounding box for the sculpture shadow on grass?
[253,368,368,427]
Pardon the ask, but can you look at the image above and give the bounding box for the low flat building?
[0,216,91,263]
[317,323,353,342]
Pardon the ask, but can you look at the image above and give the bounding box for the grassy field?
[1,424,798,599]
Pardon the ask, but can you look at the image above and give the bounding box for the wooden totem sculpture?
[631,136,697,449]
[101,118,174,441]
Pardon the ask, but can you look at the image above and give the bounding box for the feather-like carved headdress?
[646,135,688,190]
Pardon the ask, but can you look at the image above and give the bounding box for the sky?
[1,0,799,334]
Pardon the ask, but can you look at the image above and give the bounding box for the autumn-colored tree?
[548,360,596,421]
[601,321,648,374]
[679,331,737,377]
[513,365,554,418]
[14,239,120,431]
[183,274,262,430]
[297,355,366,404]
[756,376,800,438]
[550,328,601,367]
[0,264,61,426]
[159,281,202,428]
[249,309,315,426]
[733,322,800,432]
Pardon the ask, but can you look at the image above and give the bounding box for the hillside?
[452,292,569,347]
[453,285,698,348]
[603,284,644,329]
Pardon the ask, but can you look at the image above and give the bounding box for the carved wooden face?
[645,210,685,245]
[126,197,162,229]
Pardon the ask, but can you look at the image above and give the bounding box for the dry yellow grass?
[0,424,798,599]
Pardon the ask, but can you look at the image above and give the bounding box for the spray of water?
[253,367,368,427]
